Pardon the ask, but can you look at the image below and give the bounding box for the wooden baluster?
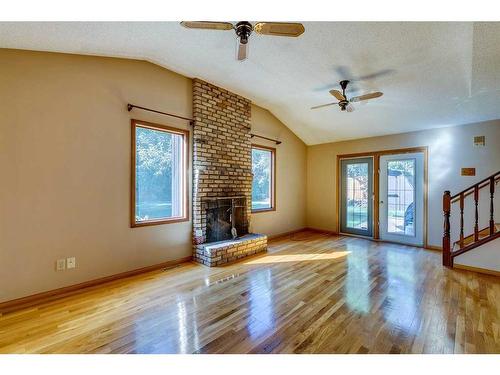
[490,176,495,235]
[459,193,464,248]
[443,190,452,267]
[474,185,479,241]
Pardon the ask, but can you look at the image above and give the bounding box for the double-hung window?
[131,120,188,227]
[251,145,276,212]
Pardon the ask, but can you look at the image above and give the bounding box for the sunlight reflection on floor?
[244,252,351,264]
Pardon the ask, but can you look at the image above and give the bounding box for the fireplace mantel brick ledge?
[191,78,268,266]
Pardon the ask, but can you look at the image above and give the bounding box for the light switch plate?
[66,257,76,269]
[56,259,66,271]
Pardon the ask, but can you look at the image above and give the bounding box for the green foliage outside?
[135,127,173,220]
[252,148,271,208]
[387,159,415,188]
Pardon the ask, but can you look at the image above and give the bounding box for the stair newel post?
[490,177,495,235]
[443,190,452,267]
[459,193,464,248]
[474,185,479,241]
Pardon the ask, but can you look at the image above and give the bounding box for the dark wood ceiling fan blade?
[349,92,383,102]
[311,102,338,110]
[253,22,305,37]
[180,21,234,30]
[329,89,345,101]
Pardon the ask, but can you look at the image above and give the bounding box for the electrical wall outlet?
[66,257,76,269]
[56,259,66,271]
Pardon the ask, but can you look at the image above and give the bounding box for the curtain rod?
[127,104,281,145]
[250,133,282,145]
[127,103,194,125]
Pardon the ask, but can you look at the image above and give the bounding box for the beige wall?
[0,49,308,303]
[0,49,194,303]
[250,105,307,236]
[306,120,500,247]
[455,238,500,272]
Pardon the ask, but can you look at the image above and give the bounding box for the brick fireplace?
[192,79,267,266]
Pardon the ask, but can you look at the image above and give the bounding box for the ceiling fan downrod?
[339,80,350,111]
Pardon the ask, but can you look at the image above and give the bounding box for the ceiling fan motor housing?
[235,21,253,44]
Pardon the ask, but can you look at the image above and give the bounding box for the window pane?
[346,163,369,230]
[252,148,272,210]
[387,159,415,236]
[135,126,184,222]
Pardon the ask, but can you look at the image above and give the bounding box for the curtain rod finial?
[127,104,133,112]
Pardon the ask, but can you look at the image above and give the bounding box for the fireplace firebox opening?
[204,196,248,243]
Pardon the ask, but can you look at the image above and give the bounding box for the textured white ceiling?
[1,22,499,145]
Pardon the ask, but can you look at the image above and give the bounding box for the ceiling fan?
[311,80,383,112]
[180,21,305,61]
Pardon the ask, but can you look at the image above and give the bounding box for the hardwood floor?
[0,231,499,354]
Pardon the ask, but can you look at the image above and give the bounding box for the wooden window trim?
[251,144,276,213]
[131,119,190,228]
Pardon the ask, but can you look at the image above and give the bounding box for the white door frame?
[379,152,424,246]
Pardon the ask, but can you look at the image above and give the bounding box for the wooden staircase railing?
[443,170,500,267]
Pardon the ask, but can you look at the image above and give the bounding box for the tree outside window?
[131,120,187,227]
[251,146,275,211]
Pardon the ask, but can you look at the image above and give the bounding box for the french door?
[340,157,373,237]
[379,152,424,246]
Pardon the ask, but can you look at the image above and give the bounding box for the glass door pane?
[340,157,373,237]
[346,162,369,230]
[387,159,415,236]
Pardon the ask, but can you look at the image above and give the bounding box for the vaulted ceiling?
[1,22,499,145]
